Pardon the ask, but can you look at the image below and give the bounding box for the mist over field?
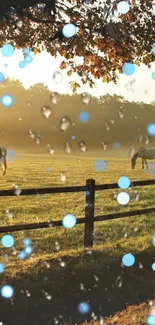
[0,80,155,154]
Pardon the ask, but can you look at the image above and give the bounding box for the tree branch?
[22,10,62,24]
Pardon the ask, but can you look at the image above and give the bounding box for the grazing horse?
[0,147,7,175]
[131,146,155,169]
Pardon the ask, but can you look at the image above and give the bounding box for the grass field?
[0,151,155,325]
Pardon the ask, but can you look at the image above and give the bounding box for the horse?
[0,146,7,175]
[130,146,155,169]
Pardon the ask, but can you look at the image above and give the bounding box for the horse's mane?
[130,147,138,158]
[130,147,143,160]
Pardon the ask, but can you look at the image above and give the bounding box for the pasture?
[0,151,155,325]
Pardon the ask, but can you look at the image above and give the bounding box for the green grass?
[0,152,155,324]
[1,152,155,265]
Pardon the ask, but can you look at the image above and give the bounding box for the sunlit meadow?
[0,152,155,277]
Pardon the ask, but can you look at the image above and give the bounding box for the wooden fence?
[0,178,155,247]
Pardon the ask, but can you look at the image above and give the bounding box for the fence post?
[84,179,95,248]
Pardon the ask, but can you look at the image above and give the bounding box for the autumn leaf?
[69,81,80,93]
[102,75,108,83]
[67,69,73,76]
[59,61,68,70]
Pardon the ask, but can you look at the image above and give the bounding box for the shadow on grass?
[0,247,155,325]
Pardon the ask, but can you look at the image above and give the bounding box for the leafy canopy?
[0,0,154,92]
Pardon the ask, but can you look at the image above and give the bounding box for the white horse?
[131,146,155,169]
[0,146,7,175]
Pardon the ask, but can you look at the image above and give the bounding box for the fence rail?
[0,178,155,196]
[0,178,155,247]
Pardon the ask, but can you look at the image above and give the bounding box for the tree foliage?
[0,0,154,92]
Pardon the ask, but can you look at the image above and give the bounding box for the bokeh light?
[117,192,130,205]
[117,176,130,189]
[19,60,26,68]
[122,253,135,267]
[79,112,89,123]
[0,263,5,273]
[1,94,14,107]
[18,251,26,260]
[23,238,31,247]
[62,23,77,38]
[1,234,14,248]
[23,47,30,56]
[1,285,14,298]
[152,234,155,247]
[152,43,155,56]
[147,315,155,325]
[0,72,5,82]
[122,63,135,76]
[25,55,33,63]
[62,214,76,228]
[24,246,33,255]
[7,149,15,160]
[114,142,121,149]
[147,124,155,136]
[117,1,130,14]
[1,44,14,57]
[152,263,155,271]
[94,159,107,171]
[152,72,155,80]
[77,302,90,314]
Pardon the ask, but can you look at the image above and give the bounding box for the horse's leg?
[144,158,148,169]
[141,158,144,169]
[2,158,7,175]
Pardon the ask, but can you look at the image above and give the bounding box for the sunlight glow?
[0,48,154,104]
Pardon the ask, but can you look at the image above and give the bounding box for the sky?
[0,48,155,105]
